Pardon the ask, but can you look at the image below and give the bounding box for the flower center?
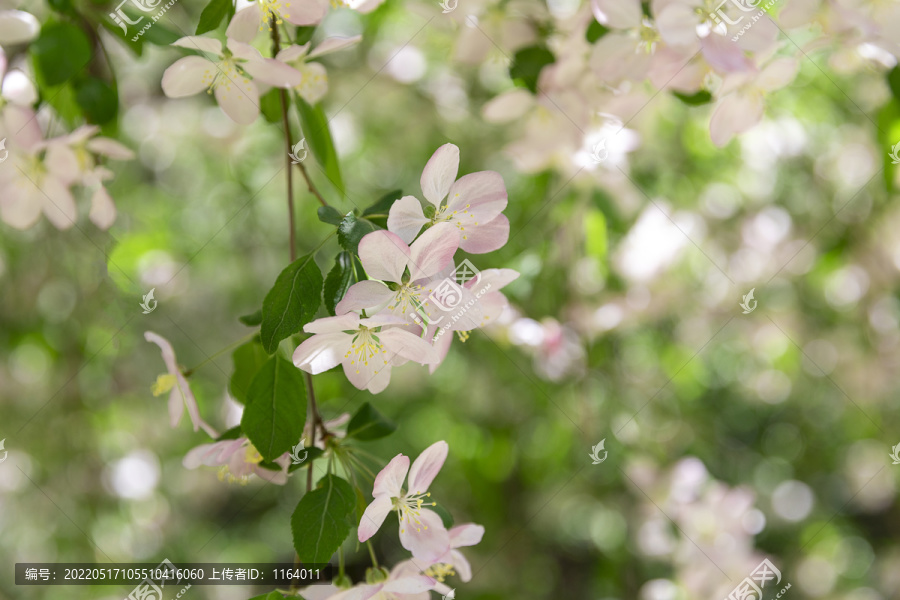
[152,373,177,396]
[217,443,264,485]
[636,18,659,53]
[203,59,251,95]
[423,563,456,582]
[389,282,424,312]
[393,490,436,534]
[258,0,291,29]
[345,326,387,374]
[433,199,476,240]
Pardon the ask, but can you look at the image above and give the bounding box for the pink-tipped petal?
[304,313,362,334]
[172,36,223,55]
[448,549,473,582]
[378,327,440,365]
[335,280,396,314]
[399,509,450,563]
[168,388,185,428]
[292,332,350,374]
[656,4,699,46]
[387,195,429,244]
[214,79,260,125]
[86,137,134,160]
[358,494,393,542]
[459,213,510,254]
[700,34,754,74]
[242,57,305,88]
[449,523,485,547]
[40,177,76,230]
[89,186,116,229]
[226,4,261,43]
[408,222,460,282]
[445,170,508,225]
[407,440,448,494]
[358,230,411,282]
[281,0,328,26]
[308,35,363,58]
[420,143,459,207]
[373,454,410,497]
[161,56,214,98]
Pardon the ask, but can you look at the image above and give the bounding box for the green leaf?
[196,0,235,34]
[296,96,344,194]
[260,88,282,124]
[317,206,344,226]
[509,45,555,94]
[291,474,356,564]
[323,251,363,316]
[347,402,396,441]
[230,339,268,403]
[241,355,308,461]
[43,83,80,126]
[216,425,243,441]
[260,253,324,354]
[75,78,118,124]
[585,21,609,43]
[239,309,263,326]
[584,209,607,261]
[31,22,92,87]
[295,26,316,46]
[361,189,402,228]
[431,503,455,529]
[337,213,380,255]
[672,90,713,106]
[888,66,900,102]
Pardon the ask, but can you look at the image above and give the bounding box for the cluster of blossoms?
[0,10,133,231]
[478,0,900,169]
[161,2,367,124]
[293,143,519,392]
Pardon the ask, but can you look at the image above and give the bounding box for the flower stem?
[271,21,297,262]
[367,541,379,568]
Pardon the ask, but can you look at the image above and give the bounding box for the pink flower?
[144,331,218,437]
[387,144,510,254]
[358,441,451,562]
[226,0,330,40]
[334,223,459,320]
[275,36,361,104]
[292,313,440,394]
[391,522,485,591]
[325,563,436,600]
[709,57,799,146]
[161,35,303,124]
[183,437,290,485]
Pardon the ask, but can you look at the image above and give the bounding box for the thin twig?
[295,158,329,207]
[272,21,297,261]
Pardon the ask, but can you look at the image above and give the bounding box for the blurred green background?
[2,0,900,599]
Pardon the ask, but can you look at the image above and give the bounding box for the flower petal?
[214,79,260,125]
[161,56,214,98]
[304,313,363,334]
[358,230,411,282]
[399,509,450,562]
[335,280,396,314]
[449,523,485,547]
[382,576,437,594]
[482,88,534,123]
[407,440,448,494]
[308,35,362,58]
[373,453,410,497]
[420,143,459,207]
[226,4,261,44]
[358,494,393,542]
[86,137,135,160]
[242,56,305,88]
[459,213,510,254]
[656,4,699,46]
[89,186,116,229]
[709,90,763,147]
[447,549,472,582]
[591,0,643,28]
[387,195,429,244]
[445,170,508,227]
[281,0,328,26]
[172,36,223,55]
[408,222,459,282]
[378,327,440,365]
[342,355,391,393]
[293,332,350,374]
[700,33,754,73]
[295,61,328,104]
[40,176,76,230]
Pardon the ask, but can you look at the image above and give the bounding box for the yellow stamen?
[152,373,177,396]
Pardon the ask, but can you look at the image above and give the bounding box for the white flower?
[275,36,361,104]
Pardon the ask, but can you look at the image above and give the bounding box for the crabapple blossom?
[145,332,219,437]
[358,441,451,562]
[334,223,459,320]
[275,36,362,104]
[292,313,440,394]
[324,564,436,600]
[387,144,510,253]
[183,437,290,484]
[161,35,304,124]
[392,522,485,591]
